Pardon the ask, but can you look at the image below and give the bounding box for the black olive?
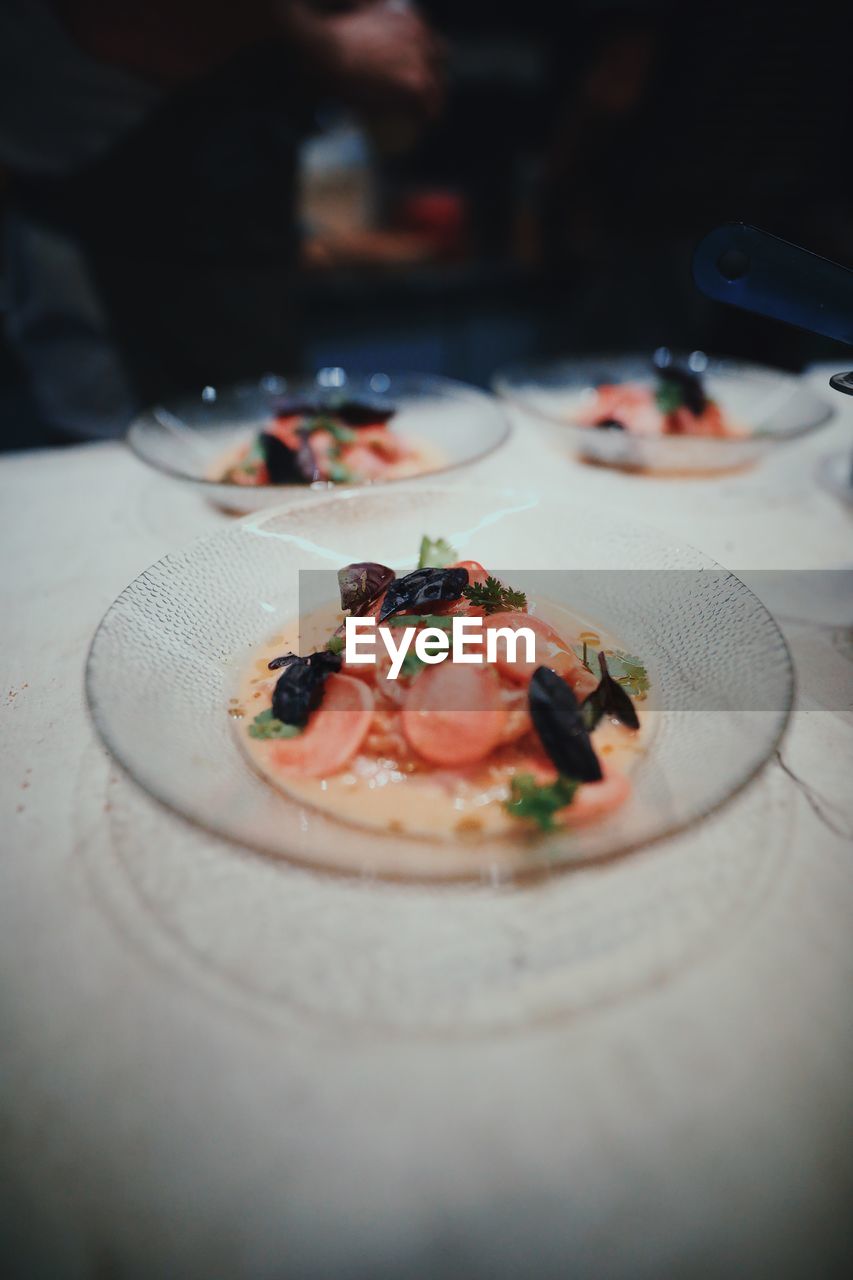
[335,399,396,426]
[528,666,602,782]
[378,567,469,621]
[595,417,626,431]
[271,650,342,727]
[268,652,299,671]
[581,652,640,731]
[260,431,320,484]
[338,562,396,614]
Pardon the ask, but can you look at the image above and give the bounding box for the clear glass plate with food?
[493,350,833,475]
[86,487,793,881]
[127,370,510,513]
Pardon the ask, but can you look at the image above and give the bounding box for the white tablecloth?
[2,368,852,1278]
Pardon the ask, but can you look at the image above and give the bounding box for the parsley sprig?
[248,708,302,740]
[504,773,579,831]
[418,535,457,568]
[574,645,648,698]
[462,575,527,614]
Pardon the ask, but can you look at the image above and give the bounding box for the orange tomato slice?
[401,662,508,766]
[270,674,374,778]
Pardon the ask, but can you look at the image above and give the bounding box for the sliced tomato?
[505,756,630,824]
[340,442,394,480]
[665,402,728,438]
[496,688,532,744]
[559,763,631,825]
[401,662,507,766]
[484,611,584,691]
[270,674,374,778]
[352,425,406,460]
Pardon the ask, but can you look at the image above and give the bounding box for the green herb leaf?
[504,773,579,831]
[328,462,354,484]
[462,575,527,614]
[572,646,648,698]
[247,708,302,740]
[418,535,458,569]
[398,650,426,678]
[301,413,356,445]
[325,634,345,655]
[602,650,649,697]
[387,614,454,629]
[655,379,683,414]
[581,652,641,732]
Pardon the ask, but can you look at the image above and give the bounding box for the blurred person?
[0,0,445,438]
[540,0,853,365]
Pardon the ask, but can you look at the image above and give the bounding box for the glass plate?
[127,370,510,513]
[86,487,794,881]
[493,353,833,474]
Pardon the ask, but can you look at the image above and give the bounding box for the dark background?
[1,0,851,450]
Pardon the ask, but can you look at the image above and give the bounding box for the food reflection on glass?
[234,536,648,839]
[215,396,444,487]
[575,350,744,439]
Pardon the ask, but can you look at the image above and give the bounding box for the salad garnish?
[248,708,302,740]
[652,352,709,417]
[581,652,640,732]
[462,575,527,614]
[418,535,458,568]
[505,773,580,831]
[575,644,648,698]
[241,535,645,835]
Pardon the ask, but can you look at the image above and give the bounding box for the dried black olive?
[378,567,469,621]
[651,354,707,416]
[595,417,626,431]
[260,431,320,484]
[271,650,342,727]
[268,652,299,671]
[335,399,396,426]
[528,666,602,782]
[338,562,395,614]
[581,652,640,732]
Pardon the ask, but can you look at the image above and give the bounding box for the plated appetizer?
[575,352,743,439]
[234,536,648,838]
[216,396,443,487]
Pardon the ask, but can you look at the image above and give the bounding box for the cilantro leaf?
[581,652,640,732]
[301,413,356,445]
[655,379,684,414]
[325,634,345,655]
[602,650,649,697]
[504,773,579,831]
[572,646,648,698]
[247,708,302,740]
[387,614,454,629]
[462,575,527,614]
[398,650,426,678]
[418,535,458,569]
